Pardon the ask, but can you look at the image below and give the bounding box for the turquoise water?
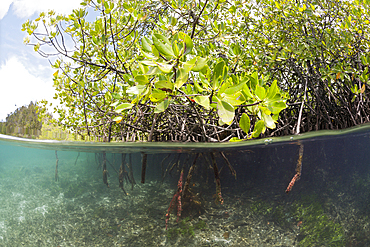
[1,125,370,246]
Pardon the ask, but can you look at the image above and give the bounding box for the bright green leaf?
[155,80,173,91]
[192,57,208,72]
[270,101,287,114]
[261,112,276,129]
[175,67,189,88]
[156,62,173,73]
[134,75,148,85]
[213,61,225,90]
[252,120,264,138]
[194,96,210,110]
[242,85,254,98]
[224,82,245,95]
[229,137,242,142]
[150,89,167,102]
[266,80,278,99]
[154,99,170,113]
[221,92,243,106]
[255,85,266,100]
[115,103,133,113]
[239,113,250,133]
[181,32,193,55]
[152,33,174,57]
[140,60,157,67]
[216,97,235,125]
[141,37,152,52]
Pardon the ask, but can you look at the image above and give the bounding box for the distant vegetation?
[0,102,41,138]
[0,102,77,140]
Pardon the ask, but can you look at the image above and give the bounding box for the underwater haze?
[1,125,370,246]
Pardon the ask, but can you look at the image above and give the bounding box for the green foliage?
[22,0,288,142]
[24,0,370,140]
[246,0,370,133]
[3,102,42,138]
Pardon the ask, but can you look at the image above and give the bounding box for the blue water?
[1,125,370,246]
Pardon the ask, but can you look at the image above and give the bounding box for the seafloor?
[0,152,369,247]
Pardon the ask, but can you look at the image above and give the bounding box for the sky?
[0,0,82,121]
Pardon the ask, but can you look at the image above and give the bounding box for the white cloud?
[1,0,82,20]
[0,0,13,20]
[0,56,56,121]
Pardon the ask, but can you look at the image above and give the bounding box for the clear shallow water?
[1,125,370,246]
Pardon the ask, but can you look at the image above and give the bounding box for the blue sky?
[0,0,82,121]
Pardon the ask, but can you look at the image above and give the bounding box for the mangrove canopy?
[22,0,370,142]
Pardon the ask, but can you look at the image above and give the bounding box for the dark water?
[1,125,370,246]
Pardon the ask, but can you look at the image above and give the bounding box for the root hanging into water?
[119,153,128,195]
[126,153,136,189]
[141,153,148,183]
[286,142,304,193]
[74,152,80,166]
[182,153,199,199]
[210,152,224,205]
[165,169,184,230]
[220,151,236,179]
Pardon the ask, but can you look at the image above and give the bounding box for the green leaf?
[115,103,133,113]
[229,137,242,142]
[194,96,210,110]
[134,75,148,85]
[270,101,287,114]
[239,113,250,134]
[155,80,173,91]
[150,89,167,102]
[255,85,266,100]
[193,80,204,93]
[261,112,276,129]
[221,92,243,106]
[216,97,235,125]
[252,120,264,138]
[172,40,179,57]
[141,37,152,52]
[192,57,208,72]
[140,60,157,67]
[127,85,146,95]
[182,57,197,72]
[156,62,173,73]
[242,85,254,98]
[152,33,174,57]
[175,67,189,88]
[266,80,278,99]
[140,49,157,60]
[145,67,161,75]
[154,99,170,113]
[181,32,193,55]
[213,61,225,90]
[224,82,245,94]
[199,72,210,87]
[34,43,40,52]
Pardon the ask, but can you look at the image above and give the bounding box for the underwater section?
[1,125,370,246]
